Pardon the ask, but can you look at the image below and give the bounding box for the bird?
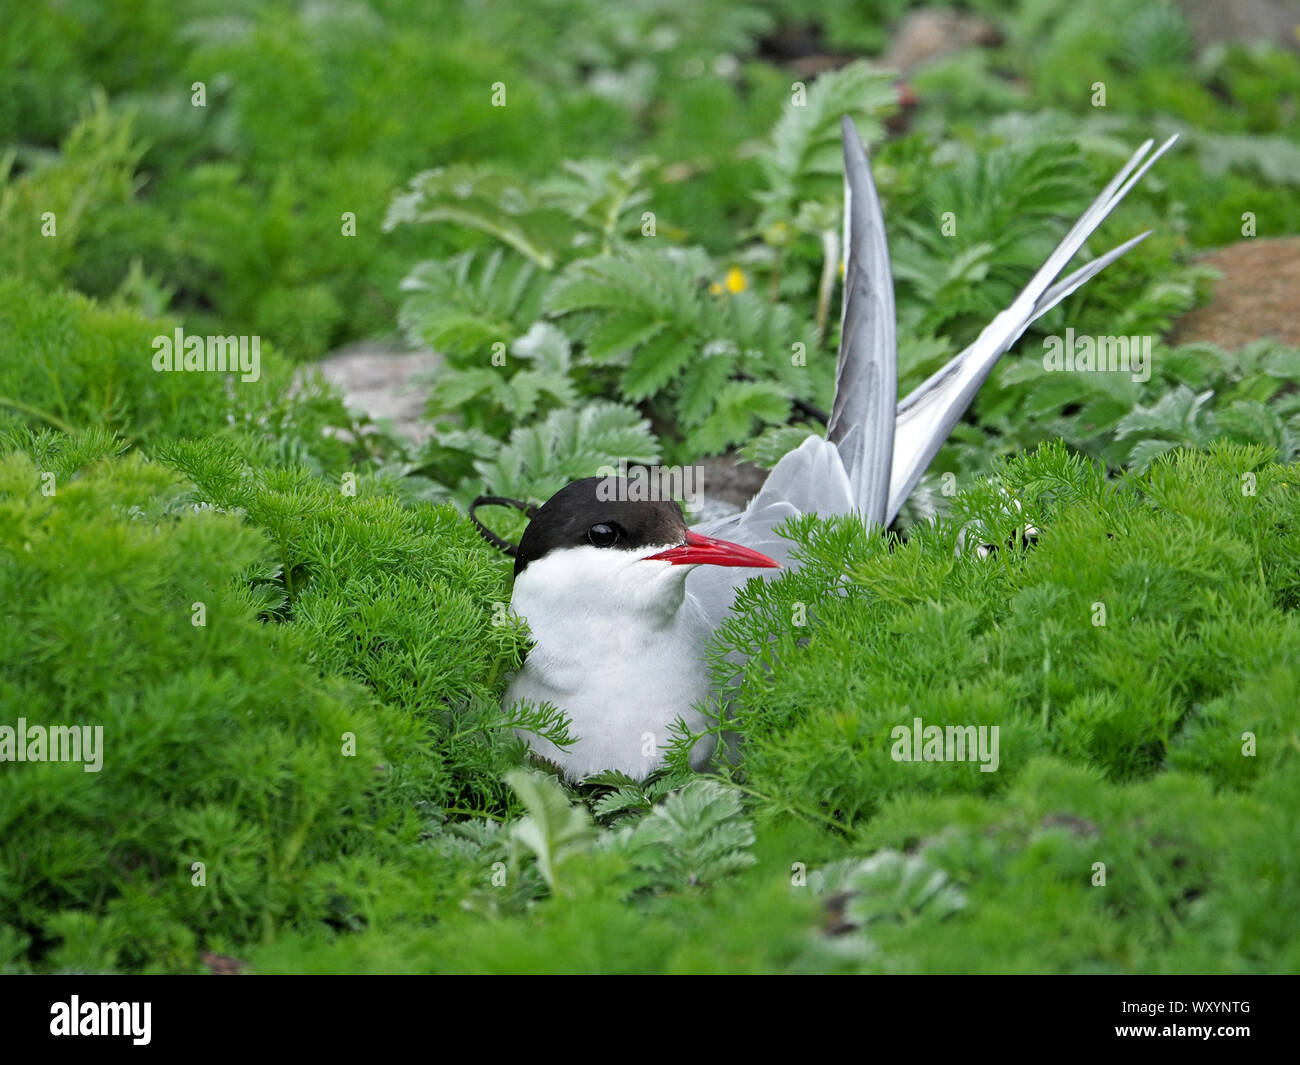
[503,117,1177,782]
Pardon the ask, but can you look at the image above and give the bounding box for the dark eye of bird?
[587,523,619,548]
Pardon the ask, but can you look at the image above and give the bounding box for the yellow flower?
[724,266,747,294]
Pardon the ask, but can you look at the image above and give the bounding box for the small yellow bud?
[724,266,747,294]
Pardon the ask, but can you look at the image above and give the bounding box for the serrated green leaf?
[505,769,595,895]
[620,329,693,400]
[582,312,667,365]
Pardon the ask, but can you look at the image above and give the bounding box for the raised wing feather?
[688,131,1176,626]
[826,115,896,526]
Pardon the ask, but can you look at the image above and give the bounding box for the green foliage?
[226,435,1300,973]
[384,64,892,474]
[755,60,899,230]
[418,400,661,505]
[149,434,528,736]
[0,278,382,474]
[813,849,967,930]
[613,779,757,891]
[589,773,683,824]
[544,245,810,449]
[436,770,759,925]
[5,0,1300,976]
[891,138,1092,338]
[699,442,1299,809]
[0,94,142,290]
[972,336,1300,498]
[383,11,1300,505]
[0,439,403,971]
[384,165,569,271]
[505,771,598,896]
[0,0,639,358]
[397,250,547,365]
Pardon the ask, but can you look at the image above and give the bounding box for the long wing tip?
[841,115,868,169]
[1149,133,1180,163]
[886,136,1174,526]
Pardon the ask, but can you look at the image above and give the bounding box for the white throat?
[504,545,718,780]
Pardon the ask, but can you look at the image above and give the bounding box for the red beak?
[644,530,780,569]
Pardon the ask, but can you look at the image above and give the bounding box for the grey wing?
[885,135,1178,524]
[684,113,890,638]
[686,132,1178,629]
[686,435,852,634]
[826,114,896,527]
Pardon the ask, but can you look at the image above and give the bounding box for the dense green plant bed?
[2,429,1295,972]
[3,0,1299,974]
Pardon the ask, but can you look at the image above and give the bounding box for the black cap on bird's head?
[513,476,779,578]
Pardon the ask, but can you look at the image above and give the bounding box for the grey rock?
[312,342,440,443]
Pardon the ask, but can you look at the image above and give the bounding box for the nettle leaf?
[1216,399,1296,461]
[398,249,543,356]
[690,380,791,455]
[739,424,821,469]
[813,850,967,929]
[511,321,572,373]
[1109,273,1204,337]
[545,245,812,440]
[897,332,958,393]
[1261,344,1300,380]
[617,780,756,890]
[587,773,680,826]
[474,401,660,501]
[497,371,546,419]
[1157,342,1227,391]
[581,312,667,366]
[535,156,656,253]
[425,317,579,426]
[1191,130,1300,185]
[1122,1,1195,68]
[505,769,595,895]
[756,60,899,227]
[545,245,709,324]
[429,367,499,412]
[384,164,566,268]
[891,138,1089,337]
[676,354,735,426]
[1125,437,1181,473]
[998,352,1140,422]
[494,322,578,418]
[425,426,500,461]
[1115,385,1215,445]
[592,784,655,823]
[551,400,660,465]
[714,288,808,371]
[620,329,693,400]
[892,235,995,310]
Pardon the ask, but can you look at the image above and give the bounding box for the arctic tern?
[504,117,1177,781]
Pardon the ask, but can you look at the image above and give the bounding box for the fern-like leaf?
[617,780,756,890]
[756,60,899,228]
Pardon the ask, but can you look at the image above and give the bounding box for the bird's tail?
[827,118,1178,526]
